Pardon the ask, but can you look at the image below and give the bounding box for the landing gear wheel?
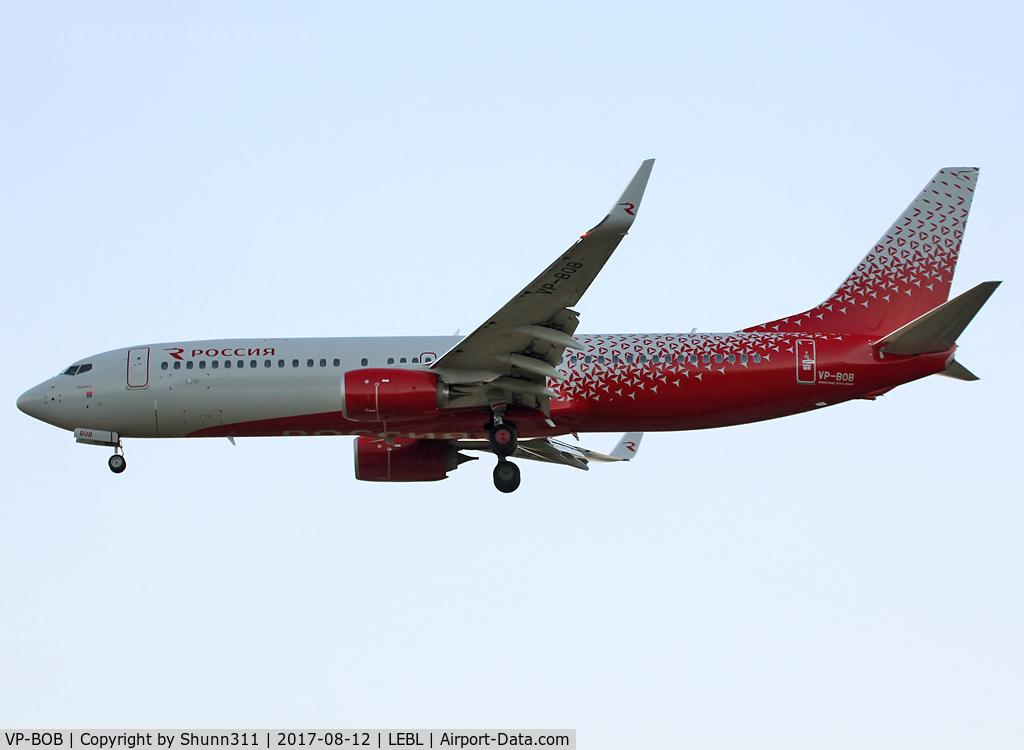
[489,423,518,457]
[493,460,521,493]
[108,454,126,474]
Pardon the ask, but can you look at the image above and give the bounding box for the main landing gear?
[493,459,521,493]
[489,422,517,456]
[488,407,520,492]
[108,442,126,474]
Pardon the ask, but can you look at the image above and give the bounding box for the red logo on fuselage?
[164,346,276,359]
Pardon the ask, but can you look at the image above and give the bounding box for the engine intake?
[353,437,474,482]
[342,368,441,422]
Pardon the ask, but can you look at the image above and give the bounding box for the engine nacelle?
[353,437,472,482]
[342,368,441,422]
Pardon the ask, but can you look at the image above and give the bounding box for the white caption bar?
[0,732,575,750]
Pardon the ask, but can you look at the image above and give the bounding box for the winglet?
[609,432,643,460]
[603,159,655,232]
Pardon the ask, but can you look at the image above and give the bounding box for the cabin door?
[127,347,150,388]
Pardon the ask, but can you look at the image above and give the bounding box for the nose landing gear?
[108,442,126,474]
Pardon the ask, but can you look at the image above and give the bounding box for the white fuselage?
[17,336,463,438]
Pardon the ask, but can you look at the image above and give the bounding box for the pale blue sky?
[2,2,1022,746]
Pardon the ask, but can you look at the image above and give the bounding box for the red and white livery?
[17,162,999,492]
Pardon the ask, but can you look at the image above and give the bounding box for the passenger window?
[597,355,605,364]
[400,358,407,363]
[361,358,368,366]
[388,358,395,365]
[584,355,591,364]
[212,360,219,369]
[161,362,168,370]
[173,361,181,370]
[320,358,327,367]
[411,357,418,364]
[753,354,761,363]
[638,354,647,363]
[250,360,257,368]
[727,354,735,364]
[741,354,748,364]
[702,355,710,364]
[612,355,620,364]
[333,359,340,367]
[292,359,299,368]
[78,364,92,374]
[306,359,314,367]
[652,355,660,364]
[237,359,245,369]
[199,361,206,369]
[187,361,194,370]
[714,354,723,364]
[264,359,271,368]
[626,355,634,364]
[224,360,231,369]
[278,360,285,368]
[689,355,697,364]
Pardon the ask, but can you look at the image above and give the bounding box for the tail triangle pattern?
[745,168,979,337]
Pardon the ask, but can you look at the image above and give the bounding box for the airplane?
[17,161,1000,493]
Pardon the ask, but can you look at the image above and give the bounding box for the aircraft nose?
[16,385,44,420]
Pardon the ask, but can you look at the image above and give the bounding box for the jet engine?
[353,436,475,482]
[342,368,444,422]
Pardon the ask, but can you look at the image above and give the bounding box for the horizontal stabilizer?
[875,281,1001,355]
[937,359,979,381]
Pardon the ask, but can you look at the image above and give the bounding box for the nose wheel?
[108,441,126,474]
[493,459,521,493]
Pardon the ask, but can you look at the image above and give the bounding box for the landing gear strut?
[493,459,521,493]
[487,401,517,457]
[488,401,520,492]
[108,442,126,474]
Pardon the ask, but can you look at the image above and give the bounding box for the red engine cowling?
[354,437,466,482]
[342,368,439,422]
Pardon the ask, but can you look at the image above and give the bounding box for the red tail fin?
[745,168,980,337]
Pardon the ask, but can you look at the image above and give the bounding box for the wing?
[432,159,655,414]
[453,432,644,471]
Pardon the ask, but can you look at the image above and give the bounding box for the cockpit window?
[78,363,92,374]
[62,363,92,376]
[62,366,79,376]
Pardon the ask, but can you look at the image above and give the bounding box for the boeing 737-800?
[17,161,999,492]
